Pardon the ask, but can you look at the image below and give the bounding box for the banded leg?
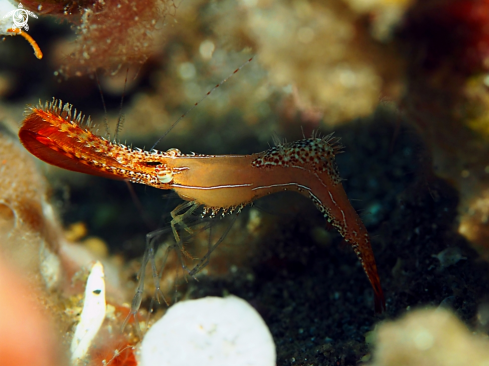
[122,228,170,335]
[188,214,238,277]
[170,201,200,256]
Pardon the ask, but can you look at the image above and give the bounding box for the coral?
[111,0,404,143]
[140,296,275,366]
[344,0,415,42]
[17,0,175,76]
[242,0,402,126]
[458,187,489,259]
[0,131,63,290]
[57,0,175,77]
[370,308,489,366]
[0,132,66,364]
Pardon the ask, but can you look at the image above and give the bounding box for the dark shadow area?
[190,109,489,365]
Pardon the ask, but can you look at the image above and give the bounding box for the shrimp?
[18,99,386,314]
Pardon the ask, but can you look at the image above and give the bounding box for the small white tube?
[70,261,106,364]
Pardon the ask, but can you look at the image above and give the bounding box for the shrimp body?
[19,99,385,313]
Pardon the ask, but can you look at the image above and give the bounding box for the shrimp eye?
[155,165,174,184]
[158,172,173,184]
[143,162,162,166]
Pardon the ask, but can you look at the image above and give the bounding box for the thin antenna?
[124,181,157,231]
[151,56,254,151]
[114,68,129,143]
[95,72,111,140]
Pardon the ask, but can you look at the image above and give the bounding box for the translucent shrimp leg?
[170,200,200,257]
[121,243,150,336]
[188,214,238,278]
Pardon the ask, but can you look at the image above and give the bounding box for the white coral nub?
[140,295,276,366]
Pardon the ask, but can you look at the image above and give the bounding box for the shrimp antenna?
[114,68,129,143]
[151,56,254,150]
[95,72,111,140]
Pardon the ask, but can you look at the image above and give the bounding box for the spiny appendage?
[201,204,246,219]
[309,191,385,312]
[261,134,384,312]
[29,98,127,152]
[24,100,125,167]
[30,98,94,129]
[308,191,335,224]
[27,99,203,161]
[24,99,173,181]
[30,99,210,163]
[351,239,385,313]
[25,99,113,156]
[252,134,343,184]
